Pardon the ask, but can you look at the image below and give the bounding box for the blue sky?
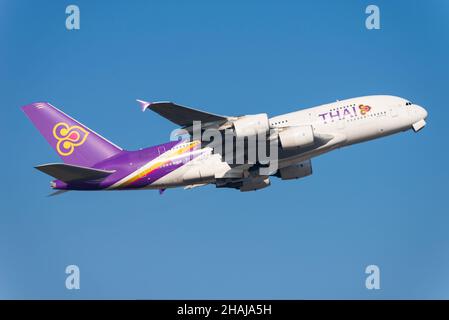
[1,0,449,299]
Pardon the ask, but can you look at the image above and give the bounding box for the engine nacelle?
[276,160,312,180]
[278,125,314,149]
[233,113,270,137]
[240,177,271,192]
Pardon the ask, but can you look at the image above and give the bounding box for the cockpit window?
[405,101,412,106]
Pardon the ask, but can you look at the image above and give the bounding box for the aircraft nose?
[415,105,428,120]
[410,104,428,132]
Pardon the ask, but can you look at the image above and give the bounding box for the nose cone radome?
[411,104,428,132]
[415,105,428,120]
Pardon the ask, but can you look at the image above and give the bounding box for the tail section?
[22,102,122,167]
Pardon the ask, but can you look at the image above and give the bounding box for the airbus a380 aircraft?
[22,95,427,194]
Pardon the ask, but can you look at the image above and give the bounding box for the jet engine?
[275,160,312,180]
[278,125,315,149]
[233,113,270,137]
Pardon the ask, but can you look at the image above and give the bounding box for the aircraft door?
[390,106,398,118]
[157,146,166,155]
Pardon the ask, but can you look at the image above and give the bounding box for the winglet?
[136,99,152,112]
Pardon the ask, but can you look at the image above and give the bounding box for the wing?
[137,100,229,128]
[35,163,115,182]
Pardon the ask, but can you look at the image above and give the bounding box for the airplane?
[21,95,428,194]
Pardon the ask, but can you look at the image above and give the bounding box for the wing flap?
[35,163,115,182]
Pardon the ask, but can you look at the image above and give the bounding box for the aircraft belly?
[148,163,196,188]
[149,158,226,188]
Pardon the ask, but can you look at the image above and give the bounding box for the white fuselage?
[268,95,427,167]
[152,95,428,189]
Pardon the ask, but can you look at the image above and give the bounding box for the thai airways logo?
[359,104,372,115]
[318,104,373,122]
[52,122,89,156]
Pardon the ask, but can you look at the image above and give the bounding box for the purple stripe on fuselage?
[125,147,203,189]
[53,140,179,190]
[53,140,204,190]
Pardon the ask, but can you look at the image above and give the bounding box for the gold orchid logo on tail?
[52,122,89,156]
[359,104,372,115]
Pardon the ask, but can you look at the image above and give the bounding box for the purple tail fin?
[22,102,122,167]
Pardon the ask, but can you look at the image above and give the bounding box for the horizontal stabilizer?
[35,163,115,182]
[138,100,228,127]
